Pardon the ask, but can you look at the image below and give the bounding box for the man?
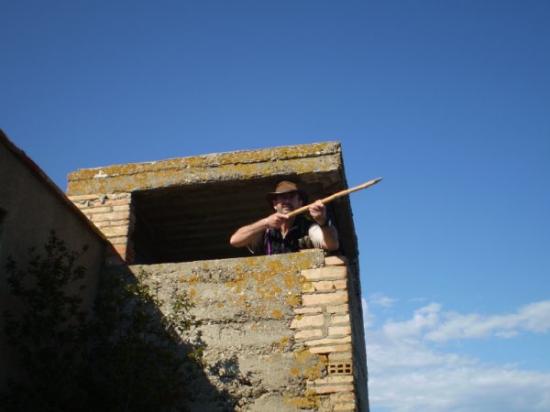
[230,180,339,254]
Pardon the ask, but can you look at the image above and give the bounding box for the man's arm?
[229,213,288,248]
[308,200,339,251]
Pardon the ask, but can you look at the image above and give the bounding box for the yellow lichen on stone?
[251,304,265,318]
[282,271,302,289]
[301,281,315,293]
[276,336,290,351]
[225,272,246,293]
[283,394,320,409]
[286,293,302,307]
[188,287,197,300]
[286,350,327,409]
[291,348,327,381]
[67,142,342,195]
[272,309,283,319]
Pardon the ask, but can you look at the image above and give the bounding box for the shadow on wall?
[1,231,236,412]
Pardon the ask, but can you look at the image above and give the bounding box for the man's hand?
[308,200,327,226]
[264,212,288,229]
[230,212,287,248]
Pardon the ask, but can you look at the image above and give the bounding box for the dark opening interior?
[0,208,6,251]
[131,173,357,264]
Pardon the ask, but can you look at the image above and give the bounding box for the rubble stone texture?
[68,142,369,411]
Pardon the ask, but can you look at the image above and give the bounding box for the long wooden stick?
[285,177,383,219]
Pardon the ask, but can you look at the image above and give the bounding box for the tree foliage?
[2,231,203,412]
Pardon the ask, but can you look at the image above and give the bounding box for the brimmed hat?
[266,180,307,203]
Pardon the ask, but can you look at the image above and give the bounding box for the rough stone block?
[83,206,112,214]
[312,280,347,292]
[112,204,130,212]
[334,402,356,411]
[328,326,351,337]
[330,314,350,325]
[68,194,100,201]
[301,266,347,281]
[315,375,354,384]
[295,329,324,340]
[247,392,303,412]
[294,306,323,314]
[302,291,348,306]
[102,225,129,237]
[94,221,111,228]
[91,211,130,222]
[107,198,131,205]
[328,351,353,361]
[306,336,351,347]
[199,321,293,349]
[109,236,128,245]
[327,304,349,314]
[312,384,354,394]
[301,281,315,293]
[290,314,325,329]
[330,391,355,402]
[309,344,352,354]
[324,256,348,266]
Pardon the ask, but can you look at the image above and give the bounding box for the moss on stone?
[67,142,342,195]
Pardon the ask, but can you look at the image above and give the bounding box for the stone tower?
[67,142,369,411]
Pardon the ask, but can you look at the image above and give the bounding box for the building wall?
[120,250,367,411]
[0,137,369,409]
[64,142,369,410]
[0,134,107,388]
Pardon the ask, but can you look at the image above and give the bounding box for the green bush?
[2,231,203,412]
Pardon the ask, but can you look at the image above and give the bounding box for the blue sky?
[2,1,549,410]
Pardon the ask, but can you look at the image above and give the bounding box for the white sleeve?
[308,223,339,250]
[308,224,326,249]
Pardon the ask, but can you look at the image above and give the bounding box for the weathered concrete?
[67,142,342,195]
[118,251,325,411]
[109,249,369,411]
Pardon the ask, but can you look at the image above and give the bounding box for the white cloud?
[383,303,441,339]
[369,361,550,412]
[426,300,550,342]
[375,300,550,343]
[369,293,397,308]
[365,299,550,412]
[362,297,375,329]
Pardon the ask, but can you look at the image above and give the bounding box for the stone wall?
[118,250,367,411]
[0,131,108,388]
[66,142,369,410]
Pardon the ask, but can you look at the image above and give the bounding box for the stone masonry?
[106,250,365,411]
[67,142,370,411]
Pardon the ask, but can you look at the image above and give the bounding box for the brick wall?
[291,256,366,411]
[69,193,134,264]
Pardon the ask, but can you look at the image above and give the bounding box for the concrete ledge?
[67,142,342,195]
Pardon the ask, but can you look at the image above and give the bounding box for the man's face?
[272,191,303,214]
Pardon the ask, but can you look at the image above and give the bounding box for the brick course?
[69,193,134,264]
[289,256,358,410]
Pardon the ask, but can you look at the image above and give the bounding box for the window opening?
[130,175,351,264]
